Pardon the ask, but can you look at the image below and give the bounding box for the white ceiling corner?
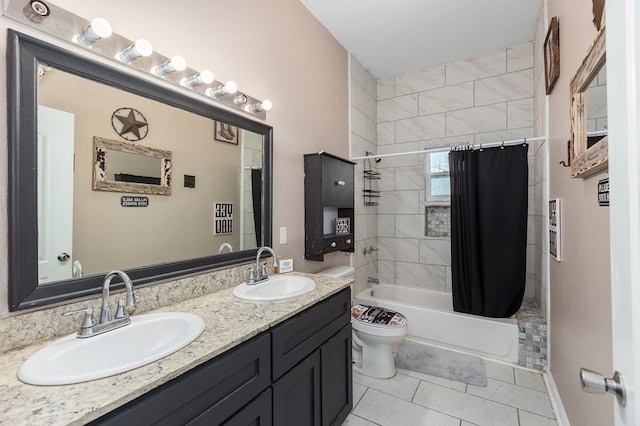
[300,0,542,79]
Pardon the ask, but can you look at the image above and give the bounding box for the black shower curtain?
[449,145,528,318]
[251,169,263,246]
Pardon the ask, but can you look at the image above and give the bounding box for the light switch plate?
[279,227,287,244]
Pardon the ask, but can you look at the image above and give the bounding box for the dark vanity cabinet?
[91,288,352,426]
[304,152,356,261]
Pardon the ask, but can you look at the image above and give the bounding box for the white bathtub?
[353,285,519,363]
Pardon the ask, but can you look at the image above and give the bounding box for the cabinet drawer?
[91,333,271,426]
[271,288,351,380]
[323,234,354,253]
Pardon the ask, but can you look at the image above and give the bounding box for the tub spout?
[367,277,380,284]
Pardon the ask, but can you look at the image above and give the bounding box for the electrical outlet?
[279,227,287,244]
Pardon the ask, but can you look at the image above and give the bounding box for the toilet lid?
[351,304,407,327]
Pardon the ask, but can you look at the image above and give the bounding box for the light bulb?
[233,94,248,105]
[250,99,273,112]
[152,55,187,76]
[180,69,214,88]
[118,39,153,63]
[74,17,112,46]
[205,81,238,98]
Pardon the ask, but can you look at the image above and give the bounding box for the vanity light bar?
[4,0,272,119]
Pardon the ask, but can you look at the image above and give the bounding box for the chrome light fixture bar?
[4,0,272,119]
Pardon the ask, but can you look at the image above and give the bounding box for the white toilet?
[318,266,409,379]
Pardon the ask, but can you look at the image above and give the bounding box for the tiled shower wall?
[375,43,537,295]
[533,6,550,321]
[350,57,379,297]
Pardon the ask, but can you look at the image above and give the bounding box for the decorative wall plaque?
[598,178,610,206]
[121,196,149,207]
[549,198,561,261]
[213,202,233,235]
[335,217,350,235]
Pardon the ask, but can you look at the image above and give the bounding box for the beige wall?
[40,69,243,274]
[546,1,613,424]
[0,0,349,315]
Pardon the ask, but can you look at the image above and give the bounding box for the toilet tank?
[317,266,355,279]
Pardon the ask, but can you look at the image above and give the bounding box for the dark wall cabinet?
[304,152,356,261]
[91,288,352,426]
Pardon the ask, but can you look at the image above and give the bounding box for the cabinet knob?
[330,241,337,248]
[336,180,346,187]
[346,239,352,244]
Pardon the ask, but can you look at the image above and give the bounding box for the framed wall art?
[214,121,238,144]
[335,217,351,235]
[544,16,560,95]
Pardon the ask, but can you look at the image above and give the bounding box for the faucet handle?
[114,299,128,319]
[63,307,97,329]
[247,267,256,284]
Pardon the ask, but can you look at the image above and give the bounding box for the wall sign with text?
[213,202,233,235]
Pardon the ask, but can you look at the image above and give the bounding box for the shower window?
[426,152,450,202]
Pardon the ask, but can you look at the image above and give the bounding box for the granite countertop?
[0,273,352,426]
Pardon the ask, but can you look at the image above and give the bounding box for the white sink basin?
[233,275,316,301]
[18,312,205,386]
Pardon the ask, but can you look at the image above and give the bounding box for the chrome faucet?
[63,270,137,338]
[247,246,278,284]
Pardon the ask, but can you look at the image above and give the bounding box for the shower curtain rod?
[350,136,546,161]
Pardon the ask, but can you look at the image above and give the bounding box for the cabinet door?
[272,350,321,426]
[322,157,354,207]
[219,389,272,426]
[321,325,353,426]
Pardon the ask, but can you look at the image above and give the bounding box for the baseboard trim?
[543,369,570,425]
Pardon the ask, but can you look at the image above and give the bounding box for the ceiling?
[300,0,542,79]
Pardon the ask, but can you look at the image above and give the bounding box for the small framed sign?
[121,196,149,207]
[276,257,294,274]
[335,217,350,235]
[213,202,233,235]
[598,178,609,206]
[549,198,561,261]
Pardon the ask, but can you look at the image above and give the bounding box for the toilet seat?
[351,304,408,337]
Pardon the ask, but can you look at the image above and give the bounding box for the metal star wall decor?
[111,107,148,141]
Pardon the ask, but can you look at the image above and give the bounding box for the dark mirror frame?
[8,30,273,311]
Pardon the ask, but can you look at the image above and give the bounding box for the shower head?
[366,151,382,163]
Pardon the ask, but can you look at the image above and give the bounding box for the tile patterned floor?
[344,357,558,426]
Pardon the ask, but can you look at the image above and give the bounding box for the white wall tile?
[395,113,446,143]
[377,142,421,168]
[446,104,507,136]
[378,260,395,283]
[419,239,451,265]
[419,82,474,115]
[474,127,533,144]
[507,42,534,72]
[395,214,426,239]
[351,106,367,139]
[395,166,425,190]
[396,262,446,290]
[377,122,395,146]
[378,190,420,214]
[378,214,396,237]
[508,98,534,129]
[474,69,534,106]
[378,94,418,122]
[377,78,395,100]
[378,237,419,262]
[395,65,446,96]
[354,83,377,120]
[446,50,506,85]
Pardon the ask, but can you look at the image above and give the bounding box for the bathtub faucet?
[363,246,379,255]
[367,277,380,285]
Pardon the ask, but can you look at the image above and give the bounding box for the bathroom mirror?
[8,30,273,311]
[569,26,607,178]
[92,137,172,195]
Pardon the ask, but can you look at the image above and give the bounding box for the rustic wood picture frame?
[544,16,560,95]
